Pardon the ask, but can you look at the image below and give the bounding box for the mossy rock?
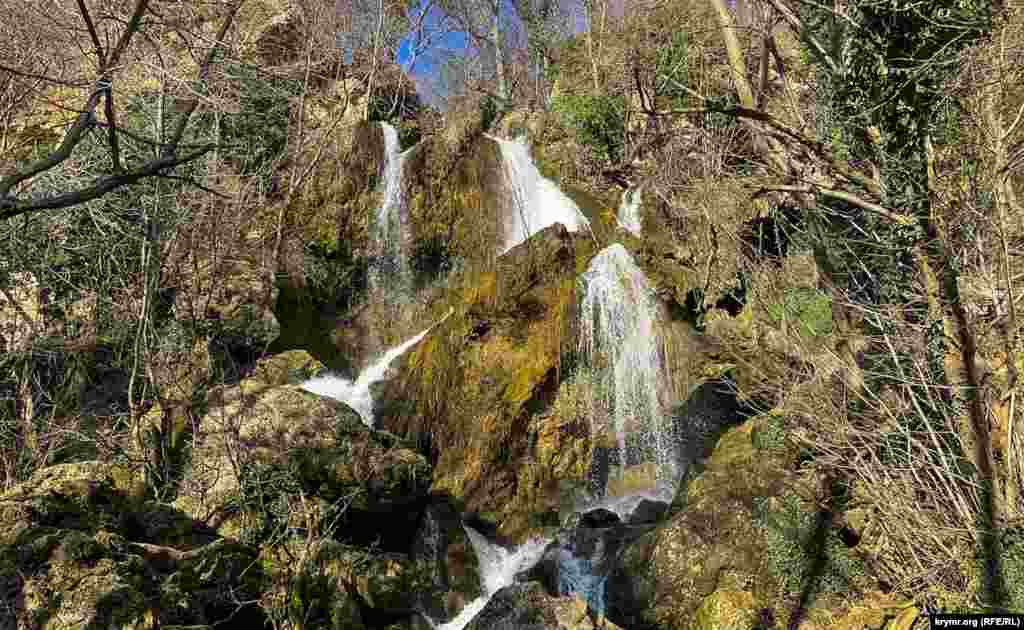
[375,224,579,543]
[606,419,794,629]
[252,349,327,386]
[0,466,266,629]
[690,589,759,630]
[173,359,430,539]
[0,462,145,540]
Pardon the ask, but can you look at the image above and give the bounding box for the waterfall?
[370,122,410,289]
[301,310,451,427]
[488,135,590,254]
[578,244,679,504]
[616,186,643,236]
[428,526,549,630]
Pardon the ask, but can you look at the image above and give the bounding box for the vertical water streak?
[578,244,678,502]
[616,186,643,236]
[370,122,409,290]
[488,135,590,254]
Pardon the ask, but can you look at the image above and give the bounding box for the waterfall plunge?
[301,310,451,427]
[429,526,550,630]
[578,244,679,506]
[488,135,590,254]
[370,122,411,290]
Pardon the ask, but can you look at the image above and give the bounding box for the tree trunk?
[492,0,508,102]
[709,0,755,109]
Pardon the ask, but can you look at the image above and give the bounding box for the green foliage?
[59,530,104,563]
[302,240,369,311]
[233,459,304,545]
[396,119,423,150]
[751,414,788,452]
[754,493,867,599]
[410,236,454,288]
[930,97,963,146]
[552,94,625,162]
[479,94,499,133]
[995,527,1024,610]
[764,288,833,336]
[656,32,690,106]
[702,94,739,131]
[212,65,301,177]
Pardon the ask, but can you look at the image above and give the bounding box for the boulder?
[606,417,875,629]
[170,350,431,544]
[0,462,267,629]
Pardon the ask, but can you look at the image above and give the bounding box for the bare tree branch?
[75,0,106,71]
[752,184,915,226]
[0,144,214,218]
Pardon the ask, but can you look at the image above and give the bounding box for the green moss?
[977,526,1024,610]
[692,589,758,630]
[764,288,833,336]
[753,493,867,600]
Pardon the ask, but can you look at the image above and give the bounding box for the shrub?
[214,65,301,177]
[754,493,867,599]
[656,32,690,106]
[751,413,788,452]
[479,94,499,133]
[764,288,833,336]
[302,240,369,311]
[552,94,625,163]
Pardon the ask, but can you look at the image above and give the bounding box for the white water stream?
[300,310,451,427]
[429,526,550,630]
[578,244,679,501]
[370,122,413,290]
[488,135,591,254]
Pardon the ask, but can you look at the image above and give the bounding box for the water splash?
[616,186,643,236]
[370,122,411,290]
[488,135,590,254]
[428,526,550,630]
[578,244,679,501]
[301,310,451,427]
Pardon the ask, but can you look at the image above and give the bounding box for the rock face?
[376,223,582,542]
[411,497,483,619]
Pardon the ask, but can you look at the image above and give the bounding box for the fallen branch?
[752,184,915,226]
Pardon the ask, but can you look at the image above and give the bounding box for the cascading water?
[370,122,411,290]
[577,244,679,504]
[617,186,643,236]
[428,526,550,630]
[488,135,591,254]
[301,310,451,427]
